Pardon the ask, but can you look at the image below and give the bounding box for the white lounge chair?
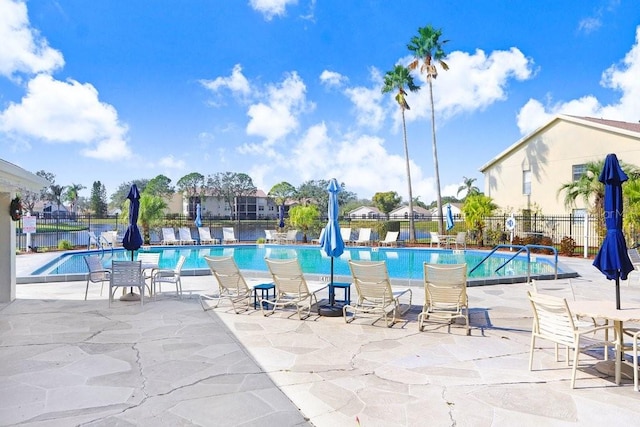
[628,248,640,284]
[379,231,399,247]
[178,227,196,245]
[100,231,119,248]
[87,232,101,249]
[350,228,372,246]
[344,260,412,327]
[285,229,298,244]
[419,263,469,335]
[161,227,180,245]
[198,227,219,245]
[264,258,328,319]
[222,227,238,244]
[429,231,442,248]
[340,227,352,243]
[200,255,255,313]
[264,229,277,243]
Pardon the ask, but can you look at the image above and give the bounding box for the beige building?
[480,115,640,215]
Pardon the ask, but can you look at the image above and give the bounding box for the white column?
[0,192,17,302]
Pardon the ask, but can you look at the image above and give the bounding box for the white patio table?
[569,300,640,385]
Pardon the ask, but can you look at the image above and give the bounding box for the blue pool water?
[32,244,567,283]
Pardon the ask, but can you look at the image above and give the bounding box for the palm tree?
[64,183,85,214]
[407,24,449,234]
[382,65,420,242]
[557,160,605,216]
[457,176,480,199]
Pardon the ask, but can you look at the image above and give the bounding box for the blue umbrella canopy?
[195,203,202,227]
[592,153,634,309]
[122,184,143,255]
[320,178,345,260]
[278,204,285,229]
[446,204,454,231]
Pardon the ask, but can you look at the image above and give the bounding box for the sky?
[1,0,640,205]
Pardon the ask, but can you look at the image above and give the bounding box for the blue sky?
[1,0,640,204]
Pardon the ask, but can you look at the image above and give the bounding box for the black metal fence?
[15,212,632,257]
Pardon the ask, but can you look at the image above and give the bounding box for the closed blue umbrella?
[278,204,285,229]
[122,184,143,259]
[195,203,202,227]
[593,153,634,309]
[446,204,454,231]
[320,178,344,307]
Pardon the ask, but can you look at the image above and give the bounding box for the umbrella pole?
[330,257,335,305]
[616,277,621,310]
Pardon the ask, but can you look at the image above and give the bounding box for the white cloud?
[578,17,601,34]
[245,71,311,144]
[200,64,251,98]
[0,74,131,160]
[249,0,297,21]
[0,0,64,80]
[406,48,534,124]
[343,67,385,130]
[517,25,640,135]
[319,70,348,88]
[158,155,186,169]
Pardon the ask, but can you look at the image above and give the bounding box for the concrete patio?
[2,254,640,426]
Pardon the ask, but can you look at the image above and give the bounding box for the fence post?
[583,214,589,258]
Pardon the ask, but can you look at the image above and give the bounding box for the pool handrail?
[469,244,558,282]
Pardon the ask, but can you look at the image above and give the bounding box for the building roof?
[349,205,383,215]
[390,205,431,215]
[479,115,640,172]
[0,158,49,193]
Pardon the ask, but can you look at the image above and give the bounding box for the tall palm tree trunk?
[429,80,444,234]
[401,109,416,242]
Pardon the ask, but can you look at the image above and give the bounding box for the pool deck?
[2,254,640,425]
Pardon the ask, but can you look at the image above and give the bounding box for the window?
[522,170,531,195]
[572,164,586,181]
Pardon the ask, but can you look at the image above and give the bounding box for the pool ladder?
[469,244,558,282]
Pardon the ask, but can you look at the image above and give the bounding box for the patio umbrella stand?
[120,184,144,301]
[318,179,346,317]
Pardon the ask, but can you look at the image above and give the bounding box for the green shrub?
[256,237,266,244]
[58,240,73,250]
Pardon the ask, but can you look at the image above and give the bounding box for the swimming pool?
[28,244,574,285]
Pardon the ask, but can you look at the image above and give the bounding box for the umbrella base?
[318,303,345,317]
[120,292,141,302]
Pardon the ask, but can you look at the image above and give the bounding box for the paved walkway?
[2,254,640,426]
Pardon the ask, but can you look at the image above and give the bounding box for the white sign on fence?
[23,216,36,234]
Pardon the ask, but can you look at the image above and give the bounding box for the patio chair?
[222,227,238,244]
[454,232,467,250]
[419,263,469,335]
[429,231,442,248]
[622,327,640,391]
[527,290,615,389]
[379,231,399,247]
[200,255,255,313]
[136,252,160,296]
[350,228,372,246]
[161,227,180,245]
[83,255,110,300]
[285,229,298,244]
[627,248,640,285]
[152,255,185,299]
[264,258,328,319]
[198,227,220,245]
[109,261,145,307]
[178,227,196,245]
[264,229,277,243]
[100,231,119,248]
[344,260,412,327]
